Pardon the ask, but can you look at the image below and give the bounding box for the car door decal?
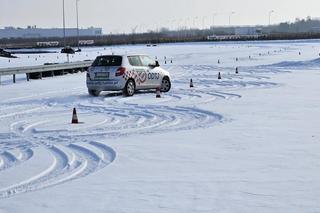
[148,72,160,80]
[139,72,147,83]
[124,70,147,85]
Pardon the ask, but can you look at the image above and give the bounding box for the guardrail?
[0,60,93,84]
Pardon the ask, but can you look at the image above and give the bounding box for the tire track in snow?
[64,104,224,139]
[0,106,46,120]
[0,149,34,172]
[0,142,115,199]
[0,62,280,199]
[2,119,117,199]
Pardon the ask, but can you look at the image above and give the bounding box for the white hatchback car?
[86,55,171,96]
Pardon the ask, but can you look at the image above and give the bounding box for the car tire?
[88,89,100,97]
[123,79,136,96]
[161,77,171,92]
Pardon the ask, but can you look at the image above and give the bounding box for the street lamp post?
[269,10,274,26]
[171,19,176,31]
[76,0,81,51]
[212,13,218,35]
[61,0,75,55]
[62,0,66,48]
[202,16,207,30]
[185,18,190,30]
[212,13,217,27]
[229,12,235,26]
[193,16,198,29]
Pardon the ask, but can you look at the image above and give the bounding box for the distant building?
[234,27,262,36]
[207,34,261,41]
[36,41,60,47]
[311,27,320,33]
[0,26,103,39]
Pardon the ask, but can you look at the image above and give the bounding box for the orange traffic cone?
[190,79,194,88]
[71,108,79,124]
[218,72,222,80]
[156,87,161,98]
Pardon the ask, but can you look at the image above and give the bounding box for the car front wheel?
[161,77,171,92]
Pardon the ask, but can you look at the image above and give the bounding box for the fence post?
[13,74,16,83]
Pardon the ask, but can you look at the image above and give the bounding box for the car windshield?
[92,56,122,66]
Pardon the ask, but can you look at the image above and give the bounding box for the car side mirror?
[149,61,160,68]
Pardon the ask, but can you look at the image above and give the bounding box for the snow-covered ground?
[0,40,320,213]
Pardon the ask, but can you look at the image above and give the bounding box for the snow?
[0,40,320,212]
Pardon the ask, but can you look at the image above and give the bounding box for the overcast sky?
[1,0,319,33]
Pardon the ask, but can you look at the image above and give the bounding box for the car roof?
[98,54,148,57]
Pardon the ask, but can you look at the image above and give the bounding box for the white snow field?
[0,40,320,213]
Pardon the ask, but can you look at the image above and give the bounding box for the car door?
[140,55,161,88]
[127,56,150,89]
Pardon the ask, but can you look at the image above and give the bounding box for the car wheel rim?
[161,79,170,91]
[127,82,134,95]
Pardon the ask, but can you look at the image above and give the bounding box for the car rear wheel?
[88,89,100,97]
[124,79,135,96]
[161,77,171,92]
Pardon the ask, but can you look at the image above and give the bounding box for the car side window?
[128,56,143,67]
[140,56,155,67]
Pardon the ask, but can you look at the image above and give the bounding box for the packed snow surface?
[0,40,320,212]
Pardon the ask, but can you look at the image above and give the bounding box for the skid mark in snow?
[261,58,320,70]
[0,151,17,171]
[60,104,224,139]
[0,142,115,199]
[0,87,84,105]
[0,149,34,172]
[0,58,284,200]
[0,106,46,120]
[1,110,117,199]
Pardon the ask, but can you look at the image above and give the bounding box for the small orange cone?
[218,72,222,80]
[71,108,79,124]
[190,79,194,88]
[156,87,161,98]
